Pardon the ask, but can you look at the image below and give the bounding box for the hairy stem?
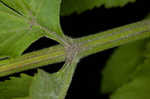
[0,19,150,77]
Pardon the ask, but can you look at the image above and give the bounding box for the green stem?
[0,45,65,77]
[0,19,150,77]
[78,19,150,57]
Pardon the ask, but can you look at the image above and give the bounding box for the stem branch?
[0,19,150,77]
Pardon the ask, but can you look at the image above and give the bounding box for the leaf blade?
[61,0,136,16]
[0,0,66,45]
[111,76,150,99]
[101,40,147,93]
[0,10,43,57]
[30,58,80,99]
[0,74,32,99]
[111,39,150,99]
[0,0,66,57]
[29,0,64,38]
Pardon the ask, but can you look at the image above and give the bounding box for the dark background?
[2,0,150,99]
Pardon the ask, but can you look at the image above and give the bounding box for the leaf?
[111,76,150,99]
[29,0,64,37]
[131,56,150,78]
[0,3,44,58]
[101,40,147,93]
[0,0,64,57]
[13,97,30,99]
[131,40,150,78]
[29,57,79,99]
[0,1,19,16]
[0,74,32,99]
[1,0,64,38]
[0,0,30,15]
[110,40,150,99]
[61,0,136,16]
[13,98,28,99]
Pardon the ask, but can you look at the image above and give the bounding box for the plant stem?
[0,19,150,77]
[0,45,65,77]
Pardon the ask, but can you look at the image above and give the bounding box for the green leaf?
[0,0,30,15]
[29,0,64,37]
[0,1,20,16]
[101,40,147,93]
[1,0,64,39]
[13,97,30,99]
[29,57,79,99]
[131,57,150,78]
[111,40,150,99]
[131,40,150,78]
[111,76,150,99]
[0,74,32,99]
[61,0,136,16]
[0,3,43,57]
[0,0,64,57]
